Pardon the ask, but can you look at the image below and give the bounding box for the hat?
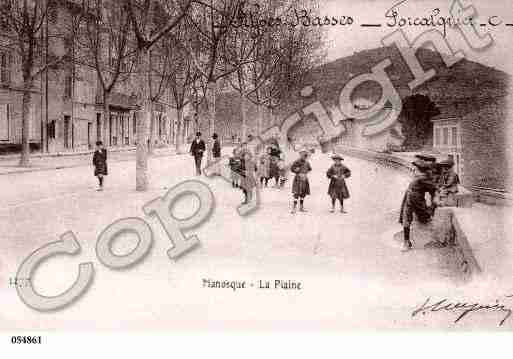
[331,153,343,160]
[415,154,437,163]
[298,147,309,154]
[412,159,433,172]
[439,158,455,167]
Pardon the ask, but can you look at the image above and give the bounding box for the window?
[451,126,458,146]
[442,127,449,146]
[64,74,72,98]
[0,104,9,140]
[0,51,12,84]
[434,127,441,147]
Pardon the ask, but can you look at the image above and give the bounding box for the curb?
[0,149,180,176]
[0,146,137,161]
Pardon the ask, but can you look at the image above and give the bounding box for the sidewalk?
[0,146,178,175]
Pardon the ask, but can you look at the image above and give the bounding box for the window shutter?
[0,104,9,140]
[7,53,12,83]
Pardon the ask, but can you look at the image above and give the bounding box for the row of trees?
[0,0,325,191]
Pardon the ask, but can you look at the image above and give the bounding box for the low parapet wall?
[336,145,474,207]
[336,145,482,278]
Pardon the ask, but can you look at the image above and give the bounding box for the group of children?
[398,154,460,251]
[226,141,352,214]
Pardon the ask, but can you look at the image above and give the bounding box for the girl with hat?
[290,148,312,213]
[398,159,437,251]
[326,153,351,213]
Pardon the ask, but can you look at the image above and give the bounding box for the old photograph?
[1,0,513,340]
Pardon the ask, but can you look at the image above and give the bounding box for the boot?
[402,227,413,251]
[299,202,307,212]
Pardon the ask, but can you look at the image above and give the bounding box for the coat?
[93,149,108,176]
[257,153,271,179]
[291,158,312,197]
[399,174,437,227]
[212,139,221,158]
[240,156,258,191]
[327,163,351,200]
[190,139,206,157]
[229,156,242,175]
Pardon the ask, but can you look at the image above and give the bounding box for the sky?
[319,0,513,74]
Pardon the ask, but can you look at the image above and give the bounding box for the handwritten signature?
[412,296,513,326]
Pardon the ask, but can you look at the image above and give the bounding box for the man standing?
[190,131,206,175]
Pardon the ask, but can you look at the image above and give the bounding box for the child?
[326,153,351,213]
[257,147,272,187]
[93,141,108,191]
[398,160,437,251]
[228,147,242,188]
[437,158,460,207]
[240,150,257,205]
[290,148,312,213]
[278,154,287,188]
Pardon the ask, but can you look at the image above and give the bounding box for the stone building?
[0,0,175,154]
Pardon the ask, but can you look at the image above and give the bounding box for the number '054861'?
[10,336,42,344]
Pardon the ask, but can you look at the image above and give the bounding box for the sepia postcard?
[1,0,513,345]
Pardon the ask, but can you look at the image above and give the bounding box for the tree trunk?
[148,105,155,155]
[136,48,151,191]
[206,81,217,163]
[102,92,111,146]
[241,96,248,140]
[19,88,32,166]
[175,107,183,154]
[256,104,264,136]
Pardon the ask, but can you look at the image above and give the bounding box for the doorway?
[63,116,70,148]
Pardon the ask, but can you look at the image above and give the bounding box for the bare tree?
[0,0,84,166]
[79,0,136,146]
[163,26,203,153]
[124,0,192,191]
[183,0,243,161]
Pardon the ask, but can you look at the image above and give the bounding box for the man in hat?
[290,148,312,213]
[437,158,460,206]
[326,153,351,213]
[190,131,206,175]
[398,159,437,251]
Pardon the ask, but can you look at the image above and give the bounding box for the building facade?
[0,1,176,155]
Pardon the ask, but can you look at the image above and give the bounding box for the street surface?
[1,149,512,330]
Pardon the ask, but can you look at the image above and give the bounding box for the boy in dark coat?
[290,148,312,213]
[93,141,108,191]
[326,154,351,213]
[398,160,437,251]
